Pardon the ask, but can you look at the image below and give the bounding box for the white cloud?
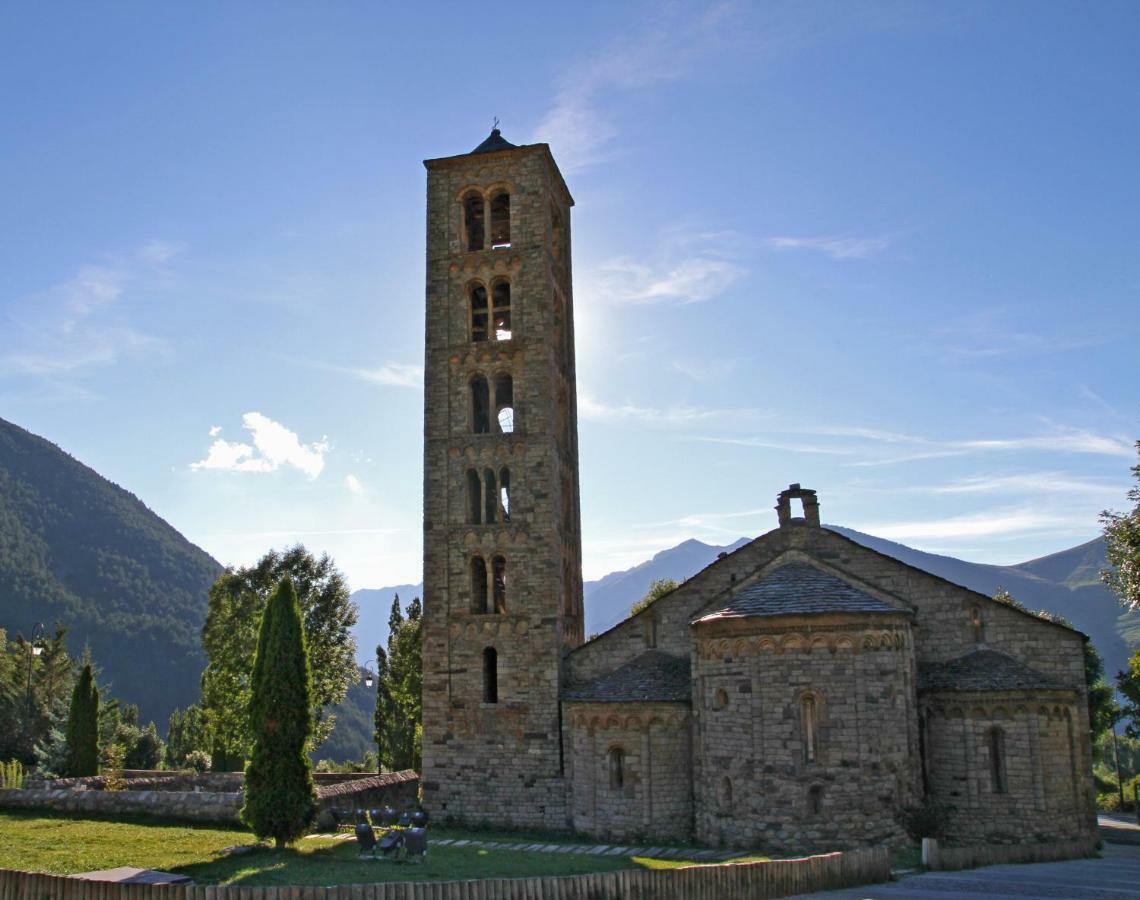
[1,242,182,377]
[191,412,330,479]
[335,362,423,388]
[345,474,363,494]
[581,256,745,306]
[857,510,1076,541]
[763,235,890,260]
[579,395,759,428]
[915,472,1124,497]
[208,425,222,437]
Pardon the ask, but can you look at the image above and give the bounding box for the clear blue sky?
[2,1,1137,590]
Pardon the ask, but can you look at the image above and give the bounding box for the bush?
[185,749,211,773]
[0,759,24,789]
[897,797,955,842]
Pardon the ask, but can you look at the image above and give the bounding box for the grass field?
[0,811,650,885]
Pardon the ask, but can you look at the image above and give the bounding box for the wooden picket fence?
[0,847,889,900]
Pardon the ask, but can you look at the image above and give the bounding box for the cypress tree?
[241,577,317,849]
[63,664,99,777]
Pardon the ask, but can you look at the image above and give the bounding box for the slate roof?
[470,128,517,154]
[694,562,904,623]
[918,648,1070,694]
[563,651,691,703]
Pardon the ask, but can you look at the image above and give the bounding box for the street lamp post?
[22,623,46,744]
[361,659,378,689]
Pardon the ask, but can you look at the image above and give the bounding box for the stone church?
[418,130,1097,852]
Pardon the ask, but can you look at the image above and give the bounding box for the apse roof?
[918,648,1070,694]
[563,651,691,703]
[694,562,904,624]
[470,128,517,154]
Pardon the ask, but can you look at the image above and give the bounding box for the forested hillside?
[0,417,221,725]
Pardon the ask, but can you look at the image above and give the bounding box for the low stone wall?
[0,786,241,823]
[0,846,889,899]
[922,836,1098,871]
[0,770,420,827]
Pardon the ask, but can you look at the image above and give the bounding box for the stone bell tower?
[420,129,583,827]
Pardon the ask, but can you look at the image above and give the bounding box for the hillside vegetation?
[0,417,220,725]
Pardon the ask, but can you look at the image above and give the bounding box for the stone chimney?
[776,483,820,528]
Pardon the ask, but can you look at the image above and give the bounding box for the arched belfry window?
[466,469,482,524]
[802,694,820,764]
[491,281,512,340]
[470,375,490,434]
[492,555,507,614]
[464,193,485,252]
[483,647,498,703]
[499,467,511,521]
[470,556,488,614]
[470,284,489,342]
[989,726,1007,794]
[483,469,498,524]
[608,747,625,791]
[494,374,514,433]
[490,192,510,248]
[970,605,985,643]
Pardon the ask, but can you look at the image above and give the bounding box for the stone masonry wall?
[923,693,1088,845]
[693,615,919,853]
[563,701,692,843]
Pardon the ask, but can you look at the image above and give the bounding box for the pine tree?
[63,664,99,777]
[241,577,317,849]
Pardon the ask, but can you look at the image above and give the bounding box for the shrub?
[0,759,24,789]
[896,796,955,842]
[185,749,211,773]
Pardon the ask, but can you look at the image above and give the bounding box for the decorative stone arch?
[795,688,826,765]
[775,483,820,528]
[607,745,626,791]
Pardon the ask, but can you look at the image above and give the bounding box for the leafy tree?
[1119,650,1140,740]
[373,596,422,772]
[63,664,99,777]
[167,704,212,768]
[123,722,166,769]
[241,577,318,849]
[629,578,679,617]
[1101,441,1140,611]
[201,545,358,768]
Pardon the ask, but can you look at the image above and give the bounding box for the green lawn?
[0,811,651,885]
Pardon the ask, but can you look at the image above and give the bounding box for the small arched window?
[491,281,512,340]
[608,747,625,791]
[490,192,510,248]
[483,468,498,524]
[989,726,1007,794]
[643,611,657,649]
[482,647,498,703]
[802,694,819,764]
[470,375,490,434]
[470,284,488,342]
[807,785,823,817]
[494,374,514,433]
[499,467,510,521]
[470,556,488,614]
[718,776,733,811]
[466,469,482,524]
[464,193,485,252]
[971,605,985,643]
[492,555,507,614]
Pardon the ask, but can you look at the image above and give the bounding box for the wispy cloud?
[321,362,424,388]
[763,235,891,260]
[1,241,182,376]
[579,395,759,429]
[857,509,1076,541]
[191,412,330,479]
[920,309,1101,361]
[529,4,743,171]
[914,472,1124,497]
[345,474,364,494]
[581,255,745,306]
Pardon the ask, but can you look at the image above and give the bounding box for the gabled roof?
[918,648,1070,694]
[694,562,905,624]
[563,651,690,703]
